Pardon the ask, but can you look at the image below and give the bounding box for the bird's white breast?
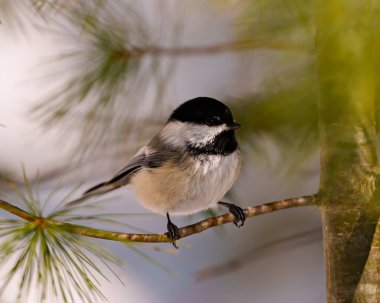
[130,151,241,215]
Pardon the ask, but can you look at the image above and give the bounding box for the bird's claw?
[166,213,181,248]
[218,202,246,227]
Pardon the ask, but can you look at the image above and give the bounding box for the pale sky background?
[0,26,71,173]
[0,2,324,303]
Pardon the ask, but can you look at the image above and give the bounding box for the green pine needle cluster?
[0,172,125,303]
[0,169,176,302]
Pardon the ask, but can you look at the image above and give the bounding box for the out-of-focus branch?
[195,227,322,281]
[0,195,316,245]
[117,40,305,59]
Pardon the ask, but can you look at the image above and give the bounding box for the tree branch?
[0,200,35,222]
[0,195,316,244]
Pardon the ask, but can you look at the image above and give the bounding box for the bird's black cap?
[169,97,237,127]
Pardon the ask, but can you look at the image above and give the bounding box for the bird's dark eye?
[205,116,221,126]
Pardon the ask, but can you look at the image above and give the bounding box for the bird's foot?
[218,201,246,227]
[166,213,181,248]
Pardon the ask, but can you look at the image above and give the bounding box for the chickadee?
[66,97,245,243]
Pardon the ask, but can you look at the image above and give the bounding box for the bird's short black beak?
[227,122,242,130]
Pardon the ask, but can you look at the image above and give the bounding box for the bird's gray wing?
[105,147,147,186]
[65,147,147,207]
[108,144,171,185]
[64,145,169,207]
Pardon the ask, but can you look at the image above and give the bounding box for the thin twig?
[0,200,35,222]
[0,195,316,244]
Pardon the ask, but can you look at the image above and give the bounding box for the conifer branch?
[0,195,316,245]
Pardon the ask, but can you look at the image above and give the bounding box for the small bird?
[66,97,245,243]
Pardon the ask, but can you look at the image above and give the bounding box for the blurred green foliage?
[40,0,320,168]
[30,1,166,159]
[230,0,318,170]
[2,0,380,169]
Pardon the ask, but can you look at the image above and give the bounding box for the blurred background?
[0,1,324,302]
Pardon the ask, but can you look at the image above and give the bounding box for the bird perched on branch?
[66,97,245,245]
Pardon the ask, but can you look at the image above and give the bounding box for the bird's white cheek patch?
[160,121,228,149]
[160,121,186,148]
[187,124,227,148]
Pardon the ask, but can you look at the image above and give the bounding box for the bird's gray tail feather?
[64,181,121,207]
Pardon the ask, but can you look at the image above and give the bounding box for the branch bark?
[0,195,315,244]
